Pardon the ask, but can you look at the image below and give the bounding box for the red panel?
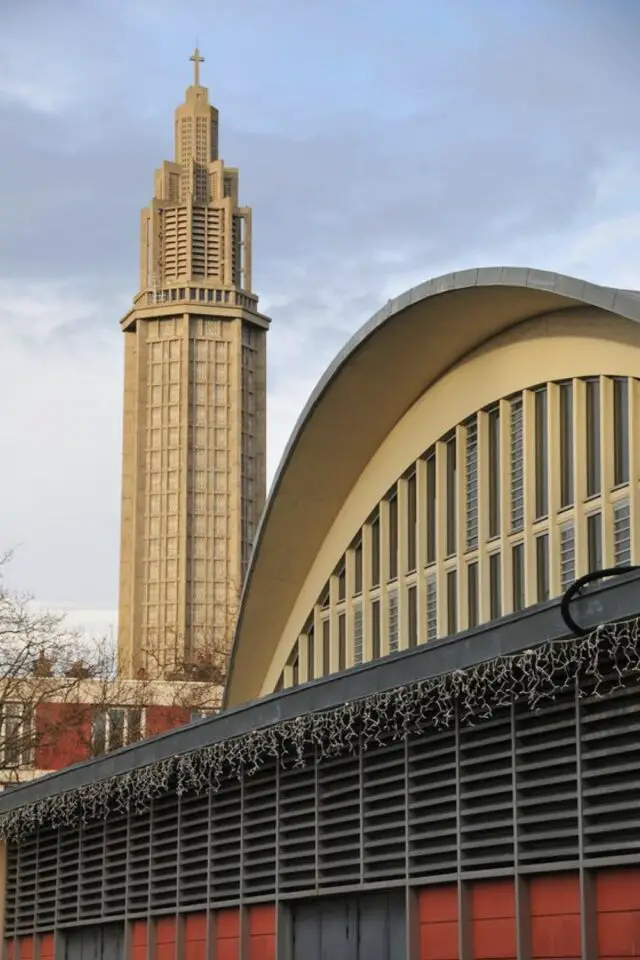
[419,886,458,923]
[146,706,191,737]
[248,934,276,960]
[419,884,459,960]
[216,909,240,939]
[216,940,239,960]
[156,916,176,946]
[184,913,207,941]
[131,920,147,960]
[529,874,580,917]
[597,868,640,913]
[20,939,34,960]
[35,703,91,769]
[531,914,581,959]
[419,920,458,960]
[5,942,14,960]
[185,941,206,960]
[597,910,640,957]
[471,880,515,920]
[470,880,516,960]
[156,945,173,960]
[472,917,516,959]
[249,905,276,936]
[132,922,148,948]
[40,936,55,960]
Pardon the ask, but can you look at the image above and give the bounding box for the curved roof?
[225,266,640,707]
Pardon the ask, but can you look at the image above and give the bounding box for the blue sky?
[1,0,639,636]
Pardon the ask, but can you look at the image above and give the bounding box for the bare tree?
[0,556,234,778]
[0,555,88,781]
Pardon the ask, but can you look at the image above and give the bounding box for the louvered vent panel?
[318,753,361,887]
[516,696,578,863]
[243,768,277,895]
[5,842,18,933]
[408,729,457,876]
[35,830,58,930]
[460,710,514,869]
[104,817,127,917]
[150,794,179,909]
[279,762,316,891]
[79,820,105,919]
[362,741,406,881]
[209,782,242,901]
[127,812,151,914]
[581,676,640,857]
[178,792,209,907]
[16,835,37,929]
[57,830,80,924]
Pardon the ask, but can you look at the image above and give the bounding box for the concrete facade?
[226,269,640,706]
[117,51,269,679]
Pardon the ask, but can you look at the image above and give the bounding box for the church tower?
[117,51,269,679]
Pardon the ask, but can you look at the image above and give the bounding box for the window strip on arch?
[282,375,639,689]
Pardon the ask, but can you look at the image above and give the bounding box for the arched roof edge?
[224,265,640,707]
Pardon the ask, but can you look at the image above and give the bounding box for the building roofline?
[225,266,640,707]
[1,570,639,817]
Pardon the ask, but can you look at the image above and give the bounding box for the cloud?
[1,0,640,635]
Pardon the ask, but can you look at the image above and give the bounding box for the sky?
[1,0,640,638]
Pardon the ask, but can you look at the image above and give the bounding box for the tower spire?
[190,47,205,87]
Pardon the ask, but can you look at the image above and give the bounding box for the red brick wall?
[31,702,192,773]
[35,702,91,769]
[146,705,191,737]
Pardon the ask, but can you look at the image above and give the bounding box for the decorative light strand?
[1,617,638,842]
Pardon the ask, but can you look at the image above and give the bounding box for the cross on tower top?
[190,48,205,86]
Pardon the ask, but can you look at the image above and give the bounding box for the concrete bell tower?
[117,50,269,678]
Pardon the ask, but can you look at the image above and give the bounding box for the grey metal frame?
[0,569,638,818]
[3,572,640,960]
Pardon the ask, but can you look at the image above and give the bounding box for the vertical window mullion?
[586,378,601,497]
[559,382,574,508]
[446,436,457,556]
[426,452,436,564]
[465,417,479,550]
[510,396,524,532]
[535,387,548,518]
[488,407,501,538]
[613,378,630,487]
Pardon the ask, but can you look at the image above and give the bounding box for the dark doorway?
[291,890,405,960]
[64,925,124,960]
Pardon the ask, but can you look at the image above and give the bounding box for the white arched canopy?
[224,267,640,707]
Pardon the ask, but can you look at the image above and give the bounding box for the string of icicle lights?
[1,616,639,841]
